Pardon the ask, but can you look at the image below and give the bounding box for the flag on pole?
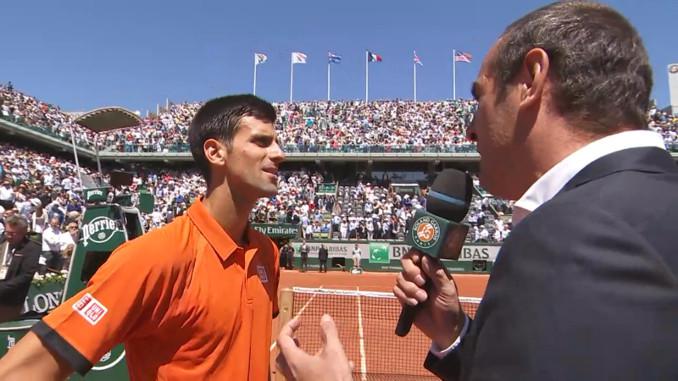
[414,51,423,66]
[292,52,307,64]
[254,53,267,65]
[454,51,473,63]
[367,51,382,62]
[328,52,342,64]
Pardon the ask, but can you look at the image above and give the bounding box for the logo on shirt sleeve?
[256,265,269,283]
[72,293,108,325]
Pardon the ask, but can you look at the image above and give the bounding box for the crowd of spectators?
[649,107,678,150]
[98,100,479,153]
[250,171,511,243]
[3,83,677,154]
[1,83,479,153]
[0,142,511,248]
[273,100,477,153]
[0,83,94,149]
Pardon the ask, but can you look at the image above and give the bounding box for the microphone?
[395,169,472,337]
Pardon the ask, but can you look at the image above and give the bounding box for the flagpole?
[327,60,331,101]
[414,60,417,102]
[290,56,294,102]
[365,51,369,103]
[453,49,457,100]
[253,56,258,95]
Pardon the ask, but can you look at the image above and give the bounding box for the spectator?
[40,216,70,273]
[299,240,310,272]
[29,199,46,234]
[318,243,328,273]
[351,243,362,272]
[0,215,41,322]
[0,180,14,210]
[284,241,295,270]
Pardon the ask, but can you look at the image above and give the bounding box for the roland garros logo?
[83,217,118,247]
[412,216,441,249]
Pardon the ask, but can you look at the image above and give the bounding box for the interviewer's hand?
[276,314,353,381]
[393,250,466,349]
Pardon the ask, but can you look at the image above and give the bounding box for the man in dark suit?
[282,241,295,270]
[317,244,329,273]
[274,2,678,380]
[396,2,678,380]
[0,215,41,323]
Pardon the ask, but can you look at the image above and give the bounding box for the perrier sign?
[83,216,119,247]
[80,206,126,251]
[84,187,109,203]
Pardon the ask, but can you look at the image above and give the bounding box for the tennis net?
[276,287,481,381]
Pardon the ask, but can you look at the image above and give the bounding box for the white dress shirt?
[512,130,665,225]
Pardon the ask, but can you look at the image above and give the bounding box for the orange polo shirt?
[33,199,280,380]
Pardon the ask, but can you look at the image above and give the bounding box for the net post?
[272,288,294,381]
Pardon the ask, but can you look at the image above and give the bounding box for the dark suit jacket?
[318,247,329,261]
[0,237,41,306]
[425,147,678,381]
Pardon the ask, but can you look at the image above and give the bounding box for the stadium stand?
[3,83,676,153]
[0,141,511,250]
[3,82,678,256]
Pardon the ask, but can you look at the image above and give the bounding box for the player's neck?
[203,185,253,246]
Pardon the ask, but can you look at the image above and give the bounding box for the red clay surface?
[270,269,489,380]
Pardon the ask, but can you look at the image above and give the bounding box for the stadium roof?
[73,107,143,133]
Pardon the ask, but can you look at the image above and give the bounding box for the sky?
[1,0,676,113]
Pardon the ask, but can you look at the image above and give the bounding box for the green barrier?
[0,319,40,358]
[0,317,128,380]
[23,275,66,315]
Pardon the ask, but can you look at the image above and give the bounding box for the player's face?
[466,42,523,199]
[225,116,285,199]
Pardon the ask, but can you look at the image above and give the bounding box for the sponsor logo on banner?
[369,243,390,264]
[412,216,441,249]
[86,189,104,200]
[390,244,500,262]
[286,240,501,263]
[72,293,108,325]
[252,224,300,238]
[82,216,119,247]
[670,64,678,74]
[390,244,411,258]
[291,242,370,259]
[22,290,63,314]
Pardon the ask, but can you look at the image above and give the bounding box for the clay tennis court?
[270,269,488,380]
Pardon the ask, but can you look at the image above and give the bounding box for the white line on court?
[356,286,367,381]
[270,285,324,352]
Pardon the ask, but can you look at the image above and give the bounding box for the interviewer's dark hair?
[188,94,276,184]
[493,1,652,132]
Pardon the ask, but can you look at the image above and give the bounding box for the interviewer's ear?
[518,48,550,109]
